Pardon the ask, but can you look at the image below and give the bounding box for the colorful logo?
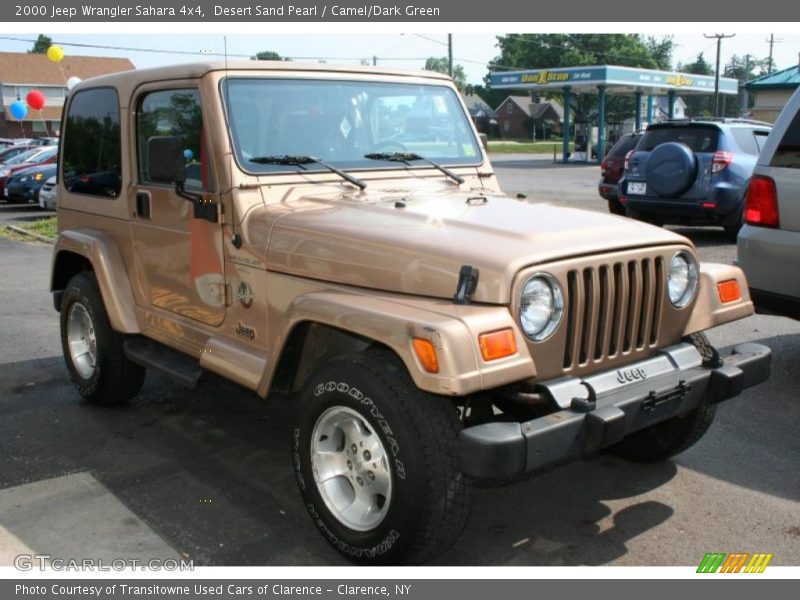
[697,552,773,573]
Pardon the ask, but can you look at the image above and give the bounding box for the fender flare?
[52,230,140,334]
[259,290,534,398]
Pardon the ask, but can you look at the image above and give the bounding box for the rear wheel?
[292,350,471,564]
[60,273,145,406]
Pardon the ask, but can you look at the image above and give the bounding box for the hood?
[264,182,689,304]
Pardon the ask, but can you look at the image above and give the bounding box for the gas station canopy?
[489,65,739,163]
[489,65,738,96]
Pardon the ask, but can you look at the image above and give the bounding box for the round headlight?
[519,273,564,341]
[668,251,698,307]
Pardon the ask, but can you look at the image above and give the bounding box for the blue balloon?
[183,149,194,160]
[9,100,27,120]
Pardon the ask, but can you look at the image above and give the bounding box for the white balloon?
[66,76,82,90]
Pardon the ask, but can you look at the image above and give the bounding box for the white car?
[38,175,57,210]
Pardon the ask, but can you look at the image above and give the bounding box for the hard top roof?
[72,60,453,100]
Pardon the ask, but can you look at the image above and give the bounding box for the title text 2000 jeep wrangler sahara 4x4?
[51,62,770,564]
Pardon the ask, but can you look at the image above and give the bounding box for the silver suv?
[738,86,800,319]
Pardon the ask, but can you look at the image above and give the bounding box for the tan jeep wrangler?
[51,61,770,564]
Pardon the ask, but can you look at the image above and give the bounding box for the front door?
[130,86,226,327]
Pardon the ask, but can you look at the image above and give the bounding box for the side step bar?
[124,336,203,389]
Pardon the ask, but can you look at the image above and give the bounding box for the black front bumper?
[459,342,771,479]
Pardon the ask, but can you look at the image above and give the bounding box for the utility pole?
[741,54,751,117]
[447,34,453,78]
[704,33,736,117]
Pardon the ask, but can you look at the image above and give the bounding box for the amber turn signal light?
[478,329,518,362]
[717,279,741,303]
[412,338,439,373]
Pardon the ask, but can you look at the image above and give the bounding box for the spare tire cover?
[645,141,697,197]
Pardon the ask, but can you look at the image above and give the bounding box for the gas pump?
[573,120,591,162]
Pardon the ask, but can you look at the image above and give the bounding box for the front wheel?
[292,351,471,564]
[60,272,145,406]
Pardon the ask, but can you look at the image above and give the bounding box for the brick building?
[0,52,134,138]
[495,95,563,139]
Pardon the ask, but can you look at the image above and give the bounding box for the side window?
[137,88,206,189]
[62,88,122,198]
[731,128,759,155]
[771,108,800,169]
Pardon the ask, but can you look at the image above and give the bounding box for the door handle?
[136,192,151,219]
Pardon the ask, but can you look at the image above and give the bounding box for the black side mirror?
[147,136,186,184]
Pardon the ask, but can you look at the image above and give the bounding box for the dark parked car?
[0,146,58,199]
[4,163,57,204]
[599,132,643,214]
[619,119,771,239]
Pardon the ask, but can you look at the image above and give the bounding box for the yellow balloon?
[47,45,64,63]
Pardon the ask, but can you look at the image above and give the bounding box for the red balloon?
[26,90,46,111]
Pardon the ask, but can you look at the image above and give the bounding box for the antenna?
[223,35,242,249]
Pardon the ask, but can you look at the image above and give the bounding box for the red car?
[0,146,58,199]
[598,132,642,215]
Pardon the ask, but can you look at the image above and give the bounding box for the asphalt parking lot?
[0,156,798,567]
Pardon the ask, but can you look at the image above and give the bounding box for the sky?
[0,32,798,85]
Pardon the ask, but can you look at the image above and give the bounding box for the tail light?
[711,151,733,174]
[600,157,608,175]
[744,175,779,228]
[624,150,635,171]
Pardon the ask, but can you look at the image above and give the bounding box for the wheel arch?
[268,320,394,397]
[51,231,140,334]
[257,290,534,399]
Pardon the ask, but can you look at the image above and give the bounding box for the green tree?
[487,35,674,127]
[722,54,770,117]
[424,57,466,90]
[489,34,670,71]
[251,50,288,61]
[679,53,714,117]
[29,34,52,54]
[644,36,675,70]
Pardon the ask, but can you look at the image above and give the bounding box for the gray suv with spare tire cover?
[619,119,771,239]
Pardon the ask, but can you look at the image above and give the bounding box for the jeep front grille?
[563,257,665,370]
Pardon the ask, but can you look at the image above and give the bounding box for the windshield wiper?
[248,155,366,190]
[363,152,465,185]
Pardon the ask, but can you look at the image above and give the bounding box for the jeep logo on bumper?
[616,367,648,384]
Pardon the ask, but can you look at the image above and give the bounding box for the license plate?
[628,182,646,195]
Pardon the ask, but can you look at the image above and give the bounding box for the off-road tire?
[609,332,719,462]
[292,350,472,565]
[60,272,145,406]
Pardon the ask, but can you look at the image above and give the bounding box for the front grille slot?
[563,256,664,371]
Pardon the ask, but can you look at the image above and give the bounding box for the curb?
[4,224,55,244]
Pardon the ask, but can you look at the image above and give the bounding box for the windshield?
[24,146,57,163]
[222,78,482,173]
[5,148,41,165]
